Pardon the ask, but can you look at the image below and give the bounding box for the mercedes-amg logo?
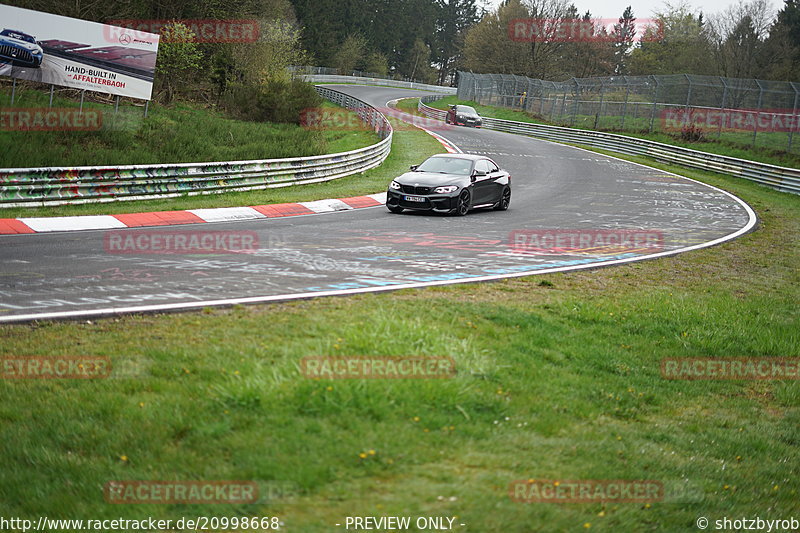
[119,34,132,45]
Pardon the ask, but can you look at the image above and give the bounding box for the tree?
[522,0,585,80]
[401,39,437,83]
[434,0,480,84]
[612,6,636,74]
[464,0,533,75]
[226,19,309,86]
[155,22,202,103]
[563,12,616,78]
[364,52,389,76]
[627,4,715,75]
[333,34,368,74]
[760,0,800,79]
[708,0,773,78]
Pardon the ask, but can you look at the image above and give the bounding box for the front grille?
[400,185,432,195]
[0,45,33,63]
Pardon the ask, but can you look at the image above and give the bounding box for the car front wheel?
[452,190,470,216]
[494,187,511,211]
[388,205,403,214]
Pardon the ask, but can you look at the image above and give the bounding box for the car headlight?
[434,185,458,193]
[389,181,401,190]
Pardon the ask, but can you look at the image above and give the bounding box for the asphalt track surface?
[0,85,756,323]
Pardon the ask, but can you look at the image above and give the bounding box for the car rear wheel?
[388,205,404,214]
[494,187,511,211]
[452,190,470,216]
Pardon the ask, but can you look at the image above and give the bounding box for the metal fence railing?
[419,96,800,195]
[0,87,393,207]
[300,73,456,95]
[291,66,425,84]
[457,72,800,155]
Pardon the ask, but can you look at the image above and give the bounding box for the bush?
[678,122,707,142]
[222,79,322,124]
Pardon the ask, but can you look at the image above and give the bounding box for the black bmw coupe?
[386,154,511,216]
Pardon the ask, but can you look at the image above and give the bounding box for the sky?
[480,0,778,22]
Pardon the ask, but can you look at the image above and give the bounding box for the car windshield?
[1,30,35,43]
[415,157,473,176]
[457,106,477,115]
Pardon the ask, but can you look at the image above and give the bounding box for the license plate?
[404,195,426,202]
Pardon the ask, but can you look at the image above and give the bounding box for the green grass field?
[423,96,800,169]
[1,149,797,530]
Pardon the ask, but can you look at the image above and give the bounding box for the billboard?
[0,4,159,100]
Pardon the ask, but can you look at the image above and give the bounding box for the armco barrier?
[419,96,800,195]
[300,74,456,95]
[0,87,392,207]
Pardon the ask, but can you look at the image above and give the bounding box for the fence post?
[648,75,659,133]
[571,78,579,126]
[718,77,729,139]
[684,74,692,112]
[788,83,799,152]
[49,84,54,108]
[752,80,764,147]
[527,78,534,112]
[79,90,84,115]
[10,78,16,105]
[539,81,546,116]
[621,76,631,129]
[595,80,605,129]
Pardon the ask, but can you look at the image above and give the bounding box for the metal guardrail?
[419,96,800,195]
[300,74,456,95]
[291,65,426,85]
[0,87,393,207]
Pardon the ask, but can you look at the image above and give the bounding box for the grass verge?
[423,95,800,168]
[0,154,797,530]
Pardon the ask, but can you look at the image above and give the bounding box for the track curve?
[0,85,756,323]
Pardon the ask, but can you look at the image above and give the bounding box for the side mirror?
[470,175,476,183]
[473,169,487,177]
[410,165,418,171]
